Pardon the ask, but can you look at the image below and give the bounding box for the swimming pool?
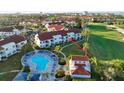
[21,50,58,74]
[32,56,49,70]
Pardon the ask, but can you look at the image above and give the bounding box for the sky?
[0,0,124,13]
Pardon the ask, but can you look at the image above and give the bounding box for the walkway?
[0,70,20,75]
[107,25,124,35]
[59,39,83,60]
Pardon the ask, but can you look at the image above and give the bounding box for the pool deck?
[14,50,58,81]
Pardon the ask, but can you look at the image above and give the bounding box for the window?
[8,53,11,56]
[42,41,45,43]
[13,51,16,53]
[0,52,3,54]
[21,42,24,45]
[46,41,48,43]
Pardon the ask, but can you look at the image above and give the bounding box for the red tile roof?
[38,28,80,41]
[0,27,13,32]
[72,65,90,75]
[48,24,64,31]
[81,16,93,19]
[72,55,89,61]
[0,35,26,46]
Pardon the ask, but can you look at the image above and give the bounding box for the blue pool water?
[32,56,49,71]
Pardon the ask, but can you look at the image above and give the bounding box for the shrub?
[92,60,124,81]
[23,66,30,73]
[58,58,66,65]
[64,75,72,81]
[55,68,65,78]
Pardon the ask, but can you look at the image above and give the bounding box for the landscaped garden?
[1,22,124,81]
[61,23,124,80]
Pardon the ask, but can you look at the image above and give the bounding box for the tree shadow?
[88,24,114,32]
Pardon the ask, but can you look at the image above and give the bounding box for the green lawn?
[0,43,34,81]
[0,72,18,81]
[61,41,84,57]
[116,24,124,29]
[62,23,124,60]
[89,23,124,61]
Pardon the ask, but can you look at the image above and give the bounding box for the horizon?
[0,11,124,14]
[0,0,124,13]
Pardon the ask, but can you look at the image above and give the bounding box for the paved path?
[60,40,83,51]
[107,25,124,35]
[59,39,83,60]
[0,70,20,75]
[58,39,83,76]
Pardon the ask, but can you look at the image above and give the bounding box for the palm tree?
[83,42,89,56]
[81,20,87,29]
[90,56,97,65]
[75,16,82,28]
[82,28,91,42]
[53,45,61,53]
[26,73,31,81]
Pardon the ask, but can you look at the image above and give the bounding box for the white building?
[0,27,16,38]
[0,26,26,38]
[34,28,82,48]
[69,55,91,78]
[13,26,27,35]
[0,35,27,61]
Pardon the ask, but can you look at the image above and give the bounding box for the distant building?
[0,35,27,61]
[69,55,91,78]
[92,16,115,23]
[34,28,82,48]
[0,26,27,38]
[0,27,15,37]
[13,26,27,35]
[45,24,65,31]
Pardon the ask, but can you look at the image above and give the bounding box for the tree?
[90,56,97,66]
[55,68,65,78]
[23,66,30,73]
[39,24,48,32]
[64,75,72,81]
[82,28,91,42]
[93,60,124,81]
[23,66,31,81]
[81,20,87,29]
[58,58,66,65]
[75,16,82,28]
[83,42,89,56]
[53,45,61,53]
[27,73,31,81]
[98,65,117,81]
